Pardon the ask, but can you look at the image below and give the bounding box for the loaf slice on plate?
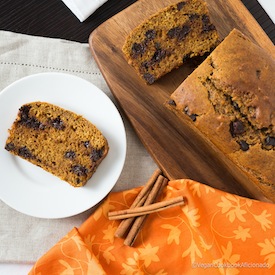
[5,102,109,187]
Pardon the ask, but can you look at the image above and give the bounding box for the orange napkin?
[29,179,275,274]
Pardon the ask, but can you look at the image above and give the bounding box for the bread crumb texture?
[122,0,219,84]
[5,102,109,187]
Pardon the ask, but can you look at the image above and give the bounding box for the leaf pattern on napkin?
[258,238,275,268]
[217,194,247,223]
[29,179,274,275]
[253,210,272,231]
[161,224,181,244]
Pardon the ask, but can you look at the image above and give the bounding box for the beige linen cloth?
[0,30,157,264]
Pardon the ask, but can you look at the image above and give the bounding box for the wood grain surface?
[89,0,274,202]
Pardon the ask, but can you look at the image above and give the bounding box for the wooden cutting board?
[89,0,274,202]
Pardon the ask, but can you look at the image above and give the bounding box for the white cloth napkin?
[0,30,157,264]
[62,0,108,22]
[258,0,275,23]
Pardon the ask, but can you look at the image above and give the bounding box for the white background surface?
[1,1,274,274]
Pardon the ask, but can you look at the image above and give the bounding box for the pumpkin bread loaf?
[167,29,275,201]
[122,0,219,84]
[5,102,108,187]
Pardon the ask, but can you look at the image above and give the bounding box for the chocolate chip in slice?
[90,148,104,162]
[143,73,155,84]
[19,105,31,122]
[131,42,146,58]
[145,29,156,40]
[177,1,186,10]
[18,146,33,159]
[64,150,76,159]
[83,141,90,148]
[18,105,45,130]
[168,99,176,107]
[188,13,200,21]
[167,25,190,41]
[151,48,167,63]
[239,140,249,151]
[230,119,245,137]
[184,106,197,121]
[50,116,65,130]
[5,142,15,152]
[71,165,88,177]
[265,136,275,146]
[189,114,197,122]
[201,14,216,33]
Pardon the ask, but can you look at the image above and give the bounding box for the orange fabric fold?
[29,179,275,274]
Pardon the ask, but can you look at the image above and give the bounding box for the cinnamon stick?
[124,175,168,246]
[114,168,162,238]
[108,196,185,220]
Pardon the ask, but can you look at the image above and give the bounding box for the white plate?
[0,73,126,219]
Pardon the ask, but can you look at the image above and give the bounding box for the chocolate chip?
[177,1,186,10]
[184,106,198,121]
[19,105,31,121]
[230,120,245,137]
[167,25,190,41]
[50,116,65,130]
[151,48,167,63]
[189,13,200,21]
[265,136,275,146]
[18,105,45,130]
[131,42,146,58]
[64,150,76,159]
[202,23,216,32]
[83,141,90,148]
[168,99,176,106]
[5,142,15,151]
[24,117,45,129]
[71,165,88,176]
[141,47,168,71]
[18,146,33,159]
[143,73,155,84]
[184,106,197,121]
[189,114,197,121]
[178,25,190,41]
[154,42,161,50]
[90,148,104,162]
[145,29,156,40]
[239,140,249,151]
[201,14,216,32]
[167,26,181,39]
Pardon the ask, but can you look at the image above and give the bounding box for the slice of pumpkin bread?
[122,0,219,84]
[5,102,108,187]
